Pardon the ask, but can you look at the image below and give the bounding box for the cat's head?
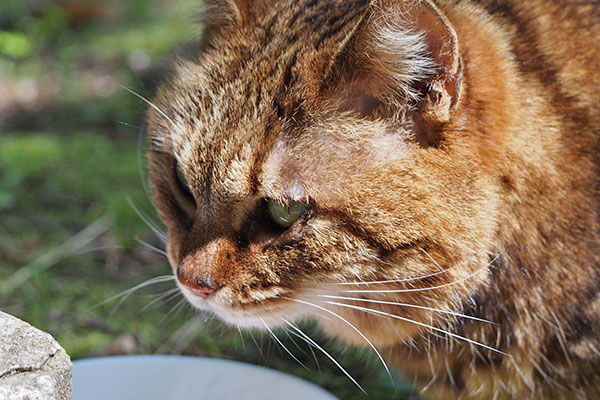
[146,0,501,347]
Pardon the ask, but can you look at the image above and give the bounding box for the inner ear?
[332,85,384,118]
[409,0,463,123]
[322,0,463,144]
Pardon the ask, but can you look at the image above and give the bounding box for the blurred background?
[0,1,417,398]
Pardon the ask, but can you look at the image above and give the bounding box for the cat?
[145,0,600,398]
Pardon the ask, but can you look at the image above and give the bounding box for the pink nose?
[177,276,215,298]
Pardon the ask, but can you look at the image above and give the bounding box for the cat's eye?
[170,160,196,229]
[266,199,308,228]
[174,161,192,195]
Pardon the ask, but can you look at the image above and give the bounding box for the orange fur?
[146,0,600,398]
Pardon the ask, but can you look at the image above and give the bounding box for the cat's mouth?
[177,282,306,328]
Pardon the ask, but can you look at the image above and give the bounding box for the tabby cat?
[145,0,600,398]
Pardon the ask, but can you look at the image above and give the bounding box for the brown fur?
[146,0,600,398]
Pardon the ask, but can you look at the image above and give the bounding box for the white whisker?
[311,294,497,325]
[136,237,168,257]
[285,329,321,371]
[120,84,176,128]
[157,316,201,354]
[333,266,457,286]
[330,249,465,286]
[160,297,190,325]
[91,275,175,311]
[344,252,501,294]
[236,326,247,352]
[76,245,126,255]
[115,120,142,129]
[127,197,167,243]
[260,318,309,369]
[136,128,153,203]
[420,247,445,271]
[281,329,310,359]
[285,297,391,379]
[325,301,508,356]
[282,318,366,394]
[139,287,181,314]
[247,329,266,361]
[330,249,500,287]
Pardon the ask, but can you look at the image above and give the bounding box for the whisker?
[285,297,392,379]
[311,294,497,325]
[136,126,153,203]
[247,329,266,361]
[260,318,309,370]
[90,275,175,310]
[325,301,508,356]
[420,247,445,270]
[281,329,310,359]
[282,318,366,394]
[127,197,167,243]
[330,250,465,286]
[343,252,501,294]
[136,237,168,257]
[285,329,321,371]
[237,326,247,352]
[120,84,176,128]
[307,338,321,372]
[76,245,126,255]
[157,315,201,354]
[139,287,181,314]
[329,248,499,287]
[115,120,142,129]
[159,297,190,325]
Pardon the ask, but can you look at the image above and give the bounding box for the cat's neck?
[386,2,600,397]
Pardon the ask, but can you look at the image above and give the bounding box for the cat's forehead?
[148,0,412,203]
[148,1,373,190]
[185,0,369,115]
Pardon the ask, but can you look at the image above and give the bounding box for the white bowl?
[73,355,338,400]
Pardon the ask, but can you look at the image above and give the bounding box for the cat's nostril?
[237,234,249,249]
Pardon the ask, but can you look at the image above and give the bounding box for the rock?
[0,312,72,400]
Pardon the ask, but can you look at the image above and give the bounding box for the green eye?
[267,199,308,228]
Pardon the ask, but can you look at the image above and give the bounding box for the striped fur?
[146,0,600,398]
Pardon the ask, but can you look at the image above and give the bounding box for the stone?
[0,312,72,400]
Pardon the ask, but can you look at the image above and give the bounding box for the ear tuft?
[363,11,440,103]
[324,0,463,135]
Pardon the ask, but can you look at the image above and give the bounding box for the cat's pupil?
[266,199,308,228]
[174,161,192,196]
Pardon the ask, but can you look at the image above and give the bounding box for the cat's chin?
[179,284,307,329]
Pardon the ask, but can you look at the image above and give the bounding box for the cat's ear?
[202,0,254,22]
[324,0,463,139]
[198,0,253,47]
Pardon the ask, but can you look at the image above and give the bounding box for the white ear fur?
[325,0,462,125]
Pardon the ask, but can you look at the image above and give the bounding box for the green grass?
[0,1,419,398]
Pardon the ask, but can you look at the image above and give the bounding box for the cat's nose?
[177,239,235,298]
[177,274,215,298]
[176,249,217,298]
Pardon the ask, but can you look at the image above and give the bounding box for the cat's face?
[147,0,500,347]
